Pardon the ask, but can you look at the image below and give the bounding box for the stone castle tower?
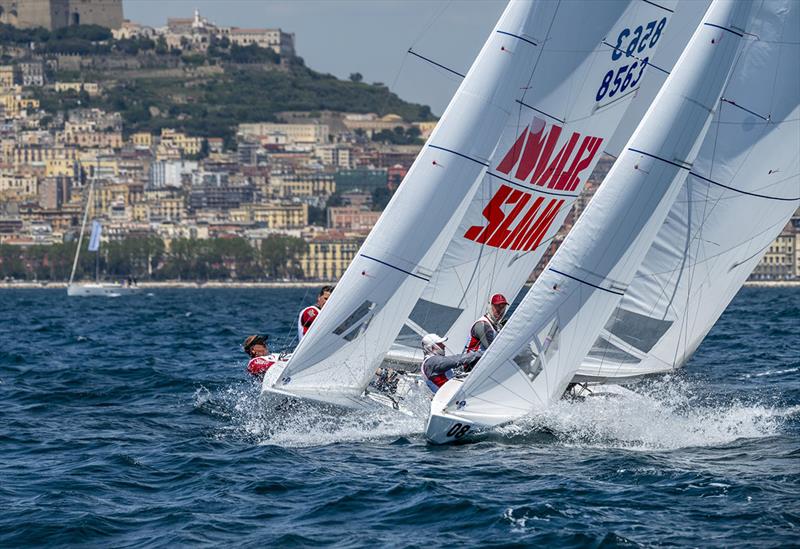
[0,0,123,30]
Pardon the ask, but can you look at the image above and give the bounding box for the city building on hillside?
[327,206,381,231]
[300,230,366,281]
[751,224,796,280]
[0,0,123,30]
[150,159,198,188]
[228,202,308,229]
[238,122,329,147]
[268,172,335,199]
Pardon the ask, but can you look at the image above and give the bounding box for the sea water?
[1,288,797,546]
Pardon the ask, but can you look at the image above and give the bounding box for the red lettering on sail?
[485,190,531,247]
[494,117,603,191]
[518,199,564,251]
[464,184,514,243]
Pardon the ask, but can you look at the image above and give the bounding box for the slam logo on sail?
[464,117,603,251]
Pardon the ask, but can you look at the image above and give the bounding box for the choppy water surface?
[1,288,798,547]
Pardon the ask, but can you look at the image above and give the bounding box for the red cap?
[491,293,508,305]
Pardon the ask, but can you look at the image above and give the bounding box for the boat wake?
[495,376,794,451]
[194,381,428,448]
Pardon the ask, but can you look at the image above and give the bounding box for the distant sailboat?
[262,0,677,410]
[67,181,141,297]
[425,0,787,443]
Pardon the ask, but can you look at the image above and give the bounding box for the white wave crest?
[497,376,791,451]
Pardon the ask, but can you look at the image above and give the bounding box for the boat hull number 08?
[447,423,471,439]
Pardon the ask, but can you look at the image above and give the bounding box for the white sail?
[427,0,754,442]
[88,220,102,252]
[576,0,800,381]
[390,0,680,363]
[265,0,555,406]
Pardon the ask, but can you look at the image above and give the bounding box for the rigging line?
[600,41,671,75]
[410,0,452,50]
[720,97,770,121]
[515,99,565,124]
[548,268,625,296]
[689,171,800,202]
[360,254,431,282]
[640,0,674,13]
[495,30,538,47]
[427,144,489,167]
[407,48,465,78]
[486,171,581,198]
[703,22,745,38]
[518,0,561,106]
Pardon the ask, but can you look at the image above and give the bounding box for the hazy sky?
[122,0,508,116]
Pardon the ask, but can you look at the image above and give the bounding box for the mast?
[68,180,94,286]
[428,0,755,442]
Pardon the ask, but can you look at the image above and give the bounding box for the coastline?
[1,280,800,289]
[0,281,334,289]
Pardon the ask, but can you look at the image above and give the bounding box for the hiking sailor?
[420,333,482,394]
[243,334,276,379]
[464,293,508,352]
[297,285,333,341]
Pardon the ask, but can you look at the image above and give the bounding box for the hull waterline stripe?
[515,99,565,123]
[496,30,538,47]
[428,144,490,167]
[549,268,626,296]
[704,22,745,37]
[690,171,800,202]
[487,171,582,198]
[407,48,465,78]
[627,147,692,170]
[640,0,674,13]
[360,254,431,282]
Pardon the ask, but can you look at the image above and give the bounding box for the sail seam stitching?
[486,171,581,198]
[703,22,745,38]
[640,0,674,13]
[495,30,538,47]
[690,171,800,202]
[359,254,431,282]
[427,144,490,167]
[515,99,565,123]
[628,148,692,170]
[548,268,625,296]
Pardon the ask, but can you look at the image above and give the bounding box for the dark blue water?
[1,288,798,547]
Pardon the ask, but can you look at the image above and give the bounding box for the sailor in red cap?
[464,293,508,353]
[243,334,276,379]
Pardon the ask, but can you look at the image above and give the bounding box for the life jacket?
[464,314,497,352]
[421,354,453,394]
[247,355,276,377]
[297,305,320,340]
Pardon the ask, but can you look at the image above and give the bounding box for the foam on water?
[498,376,792,451]
[195,382,428,448]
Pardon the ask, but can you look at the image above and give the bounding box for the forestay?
[428,0,754,439]
[390,0,680,362]
[576,0,800,381]
[265,0,552,406]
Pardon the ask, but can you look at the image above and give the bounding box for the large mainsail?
[390,0,679,361]
[576,0,800,381]
[266,0,560,405]
[426,0,754,441]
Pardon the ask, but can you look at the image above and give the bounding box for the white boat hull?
[67,283,142,297]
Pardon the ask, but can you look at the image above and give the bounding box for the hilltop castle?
[0,0,122,30]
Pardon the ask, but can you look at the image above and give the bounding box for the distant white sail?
[576,0,800,381]
[265,0,555,406]
[389,0,680,362]
[427,0,755,442]
[88,220,102,252]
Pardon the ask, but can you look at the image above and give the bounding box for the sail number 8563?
[447,423,471,439]
[596,17,667,102]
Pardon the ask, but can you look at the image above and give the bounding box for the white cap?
[421,333,447,349]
